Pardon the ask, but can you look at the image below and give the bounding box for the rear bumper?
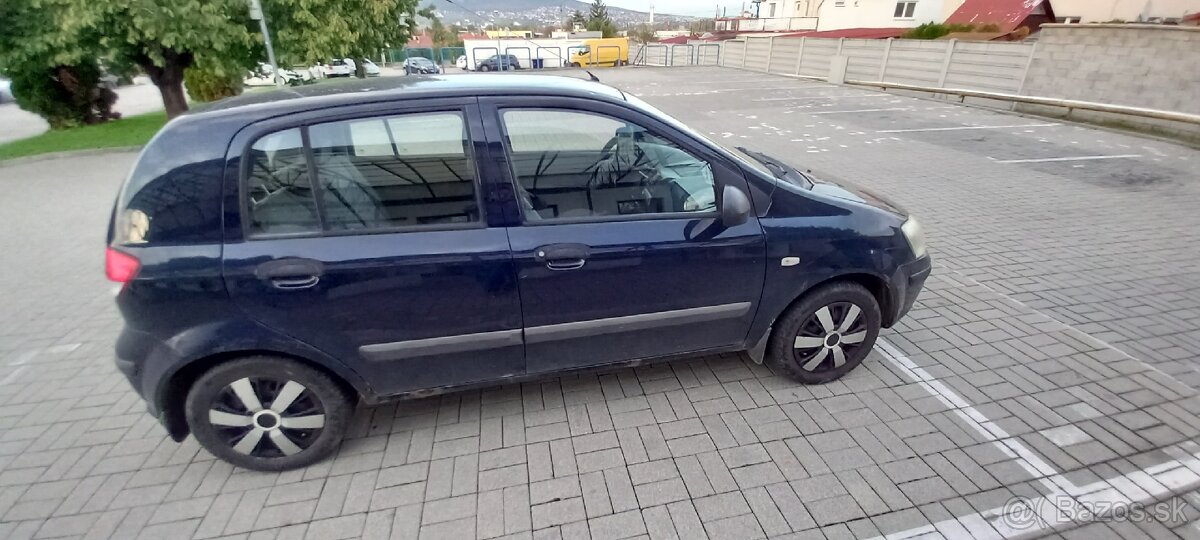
[885,255,932,327]
[114,326,187,440]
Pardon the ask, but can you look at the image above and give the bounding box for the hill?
[427,0,696,28]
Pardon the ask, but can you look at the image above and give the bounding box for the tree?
[570,10,587,27]
[74,0,260,119]
[421,5,463,49]
[265,0,423,78]
[629,24,657,44]
[0,0,118,127]
[585,0,617,38]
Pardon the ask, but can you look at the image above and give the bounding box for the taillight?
[106,247,141,284]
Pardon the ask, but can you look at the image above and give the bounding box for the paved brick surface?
[1,67,1200,539]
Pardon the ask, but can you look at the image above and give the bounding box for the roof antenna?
[586,70,600,82]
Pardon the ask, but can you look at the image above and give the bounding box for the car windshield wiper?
[736,147,814,189]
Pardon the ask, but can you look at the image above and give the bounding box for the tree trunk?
[140,48,194,119]
[355,57,367,78]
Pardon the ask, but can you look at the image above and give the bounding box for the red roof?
[408,35,433,48]
[946,0,1055,33]
[781,27,908,39]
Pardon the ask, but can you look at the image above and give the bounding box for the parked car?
[108,75,930,471]
[323,59,352,77]
[0,78,13,103]
[456,55,468,70]
[477,54,522,71]
[360,58,381,77]
[402,57,440,75]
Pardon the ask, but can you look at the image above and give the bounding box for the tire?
[766,281,881,384]
[185,356,354,471]
[480,65,491,72]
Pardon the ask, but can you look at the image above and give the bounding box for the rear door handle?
[255,258,324,289]
[534,243,590,271]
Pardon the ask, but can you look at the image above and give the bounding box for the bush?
[184,64,244,102]
[7,58,118,129]
[901,23,979,40]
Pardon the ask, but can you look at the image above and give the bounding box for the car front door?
[483,97,766,374]
[222,99,525,395]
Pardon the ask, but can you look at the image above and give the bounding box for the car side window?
[306,111,479,231]
[245,128,320,235]
[501,109,716,221]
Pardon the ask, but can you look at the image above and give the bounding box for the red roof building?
[946,0,1057,33]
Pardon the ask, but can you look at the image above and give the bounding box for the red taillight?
[106,247,141,284]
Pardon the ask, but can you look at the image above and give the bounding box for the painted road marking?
[989,154,1143,164]
[807,107,912,115]
[876,123,1060,133]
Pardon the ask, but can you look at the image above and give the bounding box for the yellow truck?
[569,38,630,67]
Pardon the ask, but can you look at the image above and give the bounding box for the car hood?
[806,175,908,217]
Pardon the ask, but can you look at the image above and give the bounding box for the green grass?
[0,111,168,161]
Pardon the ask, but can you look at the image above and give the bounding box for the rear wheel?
[767,282,881,384]
[185,357,354,471]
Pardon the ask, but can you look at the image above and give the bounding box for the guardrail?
[842,79,1200,125]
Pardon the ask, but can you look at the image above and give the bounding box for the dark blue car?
[107,75,930,470]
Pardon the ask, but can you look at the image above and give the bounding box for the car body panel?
[109,75,931,440]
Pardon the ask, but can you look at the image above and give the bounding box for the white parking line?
[874,337,1200,539]
[876,123,1060,133]
[754,94,890,102]
[807,107,912,115]
[989,154,1142,164]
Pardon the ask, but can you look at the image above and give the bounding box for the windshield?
[412,58,433,65]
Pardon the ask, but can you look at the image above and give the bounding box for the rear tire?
[186,356,354,471]
[766,282,881,384]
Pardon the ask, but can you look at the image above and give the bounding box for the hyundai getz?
[108,75,931,471]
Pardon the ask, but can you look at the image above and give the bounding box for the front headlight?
[901,216,927,259]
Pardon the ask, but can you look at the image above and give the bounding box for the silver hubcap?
[793,303,868,372]
[209,378,325,457]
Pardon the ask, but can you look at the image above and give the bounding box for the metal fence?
[633,42,723,67]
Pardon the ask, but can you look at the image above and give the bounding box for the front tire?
[480,65,491,72]
[185,356,354,471]
[767,282,881,384]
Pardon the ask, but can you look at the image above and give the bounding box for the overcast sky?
[602,1,743,18]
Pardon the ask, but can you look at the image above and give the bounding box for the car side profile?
[108,75,930,471]
[477,54,522,71]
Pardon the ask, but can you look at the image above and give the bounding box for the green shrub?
[184,64,244,102]
[901,22,979,40]
[7,58,118,129]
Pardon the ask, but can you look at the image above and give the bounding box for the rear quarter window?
[112,118,228,246]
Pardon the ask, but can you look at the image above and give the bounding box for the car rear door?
[221,98,525,395]
[481,96,766,374]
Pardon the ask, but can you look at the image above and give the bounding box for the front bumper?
[886,255,932,327]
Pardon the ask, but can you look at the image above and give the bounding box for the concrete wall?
[1017,23,1200,139]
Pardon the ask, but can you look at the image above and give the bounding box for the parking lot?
[1,66,1200,540]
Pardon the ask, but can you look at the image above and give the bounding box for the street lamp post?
[248,0,283,87]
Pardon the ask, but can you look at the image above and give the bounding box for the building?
[944,0,1056,33]
[485,29,533,39]
[1043,0,1196,23]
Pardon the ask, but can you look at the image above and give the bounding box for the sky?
[601,1,744,18]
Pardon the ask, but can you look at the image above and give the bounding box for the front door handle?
[535,243,590,271]
[255,258,324,290]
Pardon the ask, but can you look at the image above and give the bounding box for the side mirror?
[720,185,752,227]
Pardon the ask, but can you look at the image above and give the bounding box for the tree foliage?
[585,0,617,38]
[900,22,979,39]
[0,0,117,127]
[629,24,657,44]
[266,0,422,77]
[420,5,464,49]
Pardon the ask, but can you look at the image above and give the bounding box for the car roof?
[189,74,627,120]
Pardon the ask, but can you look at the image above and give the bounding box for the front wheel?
[185,356,354,471]
[767,282,881,384]
[479,65,491,72]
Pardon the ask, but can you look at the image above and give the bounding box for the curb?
[0,145,143,168]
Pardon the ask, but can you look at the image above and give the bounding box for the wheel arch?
[157,349,363,442]
[746,271,893,363]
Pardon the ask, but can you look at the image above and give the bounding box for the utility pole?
[248,0,282,87]
[649,1,655,25]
